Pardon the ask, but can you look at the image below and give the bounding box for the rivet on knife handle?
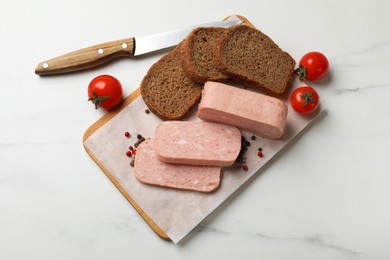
[35,37,135,75]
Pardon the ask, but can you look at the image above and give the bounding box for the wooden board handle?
[35,37,135,75]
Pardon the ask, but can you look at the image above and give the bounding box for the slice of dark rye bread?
[140,43,203,120]
[214,25,296,95]
[180,27,229,84]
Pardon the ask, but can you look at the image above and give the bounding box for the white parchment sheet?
[84,80,325,244]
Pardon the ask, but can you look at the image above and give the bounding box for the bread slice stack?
[180,27,229,83]
[140,25,295,120]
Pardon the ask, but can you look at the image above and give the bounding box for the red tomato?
[296,52,329,81]
[290,86,320,114]
[88,75,123,110]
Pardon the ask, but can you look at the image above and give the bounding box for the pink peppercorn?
[242,165,248,171]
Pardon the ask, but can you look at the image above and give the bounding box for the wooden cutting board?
[83,88,174,239]
[83,15,254,241]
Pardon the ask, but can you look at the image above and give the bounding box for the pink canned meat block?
[154,121,241,166]
[198,81,288,139]
[134,139,221,192]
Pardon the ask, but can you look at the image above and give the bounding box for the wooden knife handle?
[35,37,135,75]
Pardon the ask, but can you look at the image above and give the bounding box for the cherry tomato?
[88,75,123,110]
[296,52,329,81]
[290,86,320,114]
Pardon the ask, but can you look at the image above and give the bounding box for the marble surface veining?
[1,0,390,259]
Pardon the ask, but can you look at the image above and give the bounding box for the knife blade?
[35,16,243,76]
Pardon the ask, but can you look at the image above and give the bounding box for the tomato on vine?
[295,52,329,81]
[88,75,123,110]
[290,86,320,114]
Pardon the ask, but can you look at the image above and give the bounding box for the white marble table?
[1,0,389,259]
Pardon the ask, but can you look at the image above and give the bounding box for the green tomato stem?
[294,65,307,80]
[300,90,317,106]
[88,90,110,109]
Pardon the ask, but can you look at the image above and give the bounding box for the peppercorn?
[257,151,263,157]
[244,140,251,147]
[134,136,146,148]
[258,147,263,152]
[242,165,248,171]
[251,135,256,140]
[124,131,130,137]
[137,134,143,140]
[235,135,249,164]
[126,151,132,157]
[145,109,150,114]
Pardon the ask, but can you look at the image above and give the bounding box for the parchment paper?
[83,79,325,244]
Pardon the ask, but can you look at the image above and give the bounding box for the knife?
[35,16,243,76]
